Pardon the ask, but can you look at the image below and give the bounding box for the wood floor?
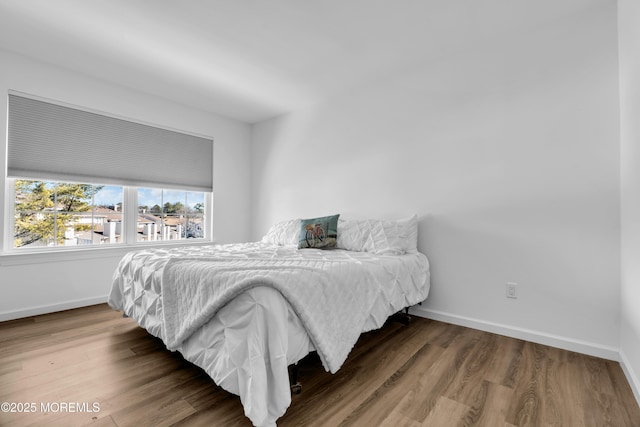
[1,304,639,427]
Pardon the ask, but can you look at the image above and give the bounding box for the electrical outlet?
[506,282,518,299]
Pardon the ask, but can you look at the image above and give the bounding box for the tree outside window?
[13,180,121,248]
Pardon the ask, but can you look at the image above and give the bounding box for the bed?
[108,215,430,427]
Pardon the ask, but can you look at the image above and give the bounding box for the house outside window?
[137,188,206,242]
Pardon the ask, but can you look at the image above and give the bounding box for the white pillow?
[400,214,419,253]
[261,218,300,245]
[336,219,370,252]
[337,215,418,255]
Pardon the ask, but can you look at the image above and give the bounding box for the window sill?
[0,239,216,266]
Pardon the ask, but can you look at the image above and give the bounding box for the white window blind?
[7,93,213,191]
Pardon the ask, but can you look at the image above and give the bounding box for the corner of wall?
[620,349,640,407]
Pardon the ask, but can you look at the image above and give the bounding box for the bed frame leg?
[289,364,302,394]
[389,307,412,325]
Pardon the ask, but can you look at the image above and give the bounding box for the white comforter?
[108,242,430,426]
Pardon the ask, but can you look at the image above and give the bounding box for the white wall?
[618,0,640,404]
[0,50,252,320]
[252,2,621,358]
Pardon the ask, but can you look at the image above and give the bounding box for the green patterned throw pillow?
[298,214,339,249]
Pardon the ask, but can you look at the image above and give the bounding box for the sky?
[91,186,205,209]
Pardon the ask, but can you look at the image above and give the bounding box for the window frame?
[4,178,213,256]
[135,187,207,243]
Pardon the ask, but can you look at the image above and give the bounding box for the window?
[14,180,123,248]
[137,188,206,242]
[6,92,214,252]
[11,180,209,250]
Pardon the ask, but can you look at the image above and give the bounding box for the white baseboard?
[620,350,640,407]
[410,306,620,361]
[0,296,108,322]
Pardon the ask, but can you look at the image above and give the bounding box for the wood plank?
[334,343,445,426]
[504,341,548,425]
[279,318,440,426]
[392,327,483,422]
[420,396,470,426]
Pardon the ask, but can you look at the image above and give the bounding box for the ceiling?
[0,0,603,124]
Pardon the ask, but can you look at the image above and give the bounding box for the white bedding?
[108,242,430,426]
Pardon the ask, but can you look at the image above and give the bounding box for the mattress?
[108,242,430,426]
